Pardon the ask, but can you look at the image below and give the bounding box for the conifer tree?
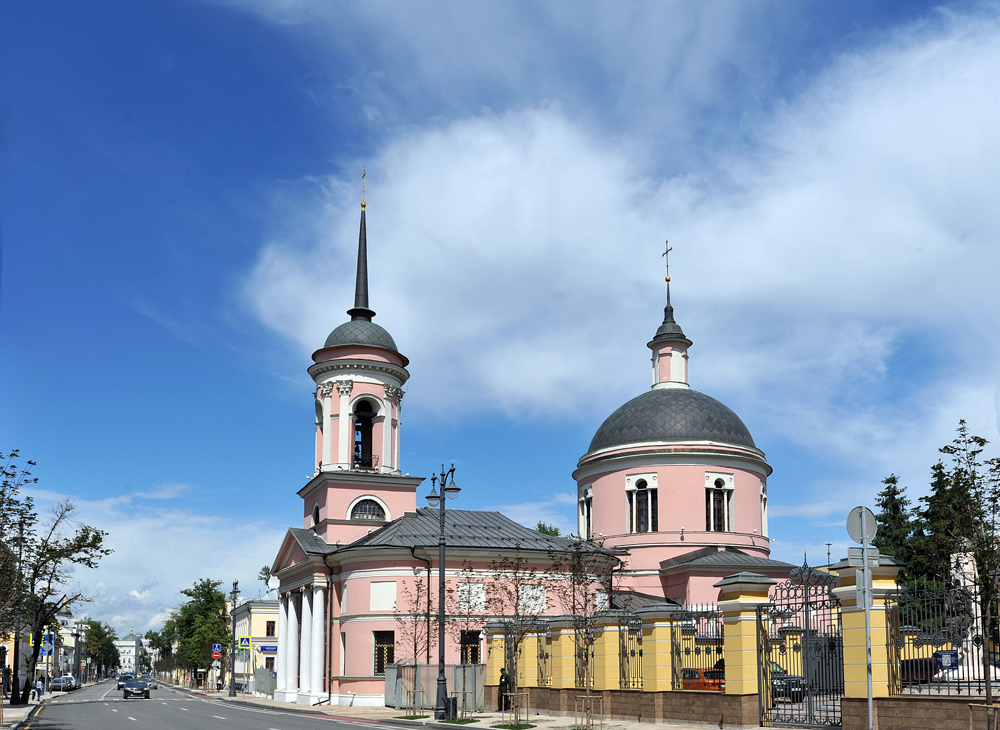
[872,474,913,564]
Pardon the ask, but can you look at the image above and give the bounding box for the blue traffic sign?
[212,643,222,652]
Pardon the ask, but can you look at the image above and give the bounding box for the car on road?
[49,676,75,692]
[122,678,150,699]
[117,673,134,689]
[145,676,158,689]
[681,667,726,691]
[769,661,806,703]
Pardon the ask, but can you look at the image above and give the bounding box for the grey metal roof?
[323,319,399,352]
[344,508,612,556]
[713,572,776,588]
[288,527,337,556]
[587,387,756,453]
[660,547,794,572]
[611,591,681,611]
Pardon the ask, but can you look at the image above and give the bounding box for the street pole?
[229,581,240,697]
[427,465,460,721]
[860,514,874,730]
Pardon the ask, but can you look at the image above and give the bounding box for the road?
[29,681,401,730]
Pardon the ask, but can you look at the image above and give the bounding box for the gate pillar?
[716,572,775,694]
[635,605,682,691]
[831,558,901,700]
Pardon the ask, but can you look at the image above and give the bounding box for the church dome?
[587,387,756,454]
[324,319,398,352]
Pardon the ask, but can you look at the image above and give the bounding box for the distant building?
[114,632,145,673]
[231,598,279,693]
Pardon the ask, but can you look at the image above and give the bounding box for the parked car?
[49,676,74,692]
[769,661,806,703]
[681,668,725,691]
[122,678,150,700]
[60,675,77,690]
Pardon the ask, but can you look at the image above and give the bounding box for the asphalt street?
[28,681,403,730]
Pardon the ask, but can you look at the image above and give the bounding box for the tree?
[394,575,436,665]
[257,565,272,588]
[547,536,619,717]
[485,546,549,696]
[445,562,487,663]
[872,475,914,565]
[170,579,230,672]
[86,620,120,673]
[15,498,110,704]
[0,450,37,635]
[938,421,1000,726]
[908,459,977,580]
[535,521,560,537]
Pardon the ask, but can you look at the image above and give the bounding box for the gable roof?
[660,546,794,573]
[342,507,614,556]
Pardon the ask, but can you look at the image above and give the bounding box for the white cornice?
[573,444,771,482]
[308,358,409,385]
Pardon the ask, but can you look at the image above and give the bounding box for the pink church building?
[269,201,792,706]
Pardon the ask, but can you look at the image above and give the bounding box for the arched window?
[706,476,733,532]
[311,504,321,528]
[350,499,385,521]
[353,400,376,470]
[626,475,658,534]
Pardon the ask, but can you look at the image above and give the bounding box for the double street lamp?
[426,464,460,721]
[229,580,240,697]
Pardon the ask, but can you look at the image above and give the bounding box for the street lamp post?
[426,464,460,721]
[229,580,240,697]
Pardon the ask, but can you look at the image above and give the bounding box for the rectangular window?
[627,491,634,533]
[460,630,481,664]
[265,657,275,671]
[370,581,397,611]
[373,631,395,676]
[627,479,657,534]
[340,632,346,675]
[265,621,276,637]
[585,496,593,539]
[651,489,658,531]
[457,582,486,612]
[636,490,648,533]
[706,488,733,532]
[518,584,547,613]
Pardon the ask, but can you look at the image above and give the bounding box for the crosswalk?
[49,697,198,704]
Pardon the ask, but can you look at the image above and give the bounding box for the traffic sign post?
[238,637,251,650]
[212,651,221,660]
[212,644,222,653]
[847,505,878,730]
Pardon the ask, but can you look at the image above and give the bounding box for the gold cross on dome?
[662,240,672,282]
[362,168,366,209]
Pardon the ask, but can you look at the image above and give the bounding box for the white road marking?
[162,701,168,704]
[128,717,137,722]
[112,708,118,712]
[181,707,189,711]
[213,715,227,719]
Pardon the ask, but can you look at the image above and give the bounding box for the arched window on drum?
[351,499,386,521]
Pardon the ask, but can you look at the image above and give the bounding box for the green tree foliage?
[169,578,230,671]
[86,620,120,670]
[0,450,37,634]
[257,565,272,586]
[535,521,560,536]
[872,475,913,564]
[908,457,979,581]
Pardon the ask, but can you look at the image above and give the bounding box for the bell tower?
[299,188,423,545]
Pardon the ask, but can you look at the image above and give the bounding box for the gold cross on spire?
[662,240,672,283]
[361,168,366,210]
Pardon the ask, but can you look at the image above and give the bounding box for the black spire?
[648,240,691,348]
[347,201,376,322]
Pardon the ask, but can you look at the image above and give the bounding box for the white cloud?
[24,485,285,637]
[243,10,1000,526]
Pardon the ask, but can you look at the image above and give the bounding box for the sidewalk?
[172,686,739,730]
[0,697,41,730]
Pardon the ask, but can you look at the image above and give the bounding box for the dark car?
[769,661,806,703]
[123,678,149,699]
[49,677,74,692]
[117,673,133,689]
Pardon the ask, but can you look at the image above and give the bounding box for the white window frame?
[705,472,735,532]
[625,473,658,534]
[578,486,593,539]
[760,480,769,537]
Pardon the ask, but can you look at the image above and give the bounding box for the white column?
[320,384,333,466]
[299,588,313,695]
[276,595,288,692]
[337,381,353,466]
[382,390,394,471]
[286,592,300,695]
[394,390,403,472]
[310,583,325,694]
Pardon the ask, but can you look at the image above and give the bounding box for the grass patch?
[395,715,431,720]
[441,720,479,724]
[490,725,536,729]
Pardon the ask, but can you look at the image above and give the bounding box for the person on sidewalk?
[497,668,510,712]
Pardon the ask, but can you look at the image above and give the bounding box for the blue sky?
[3,0,1000,634]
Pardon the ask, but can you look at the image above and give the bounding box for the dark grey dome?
[588,388,755,453]
[324,319,398,352]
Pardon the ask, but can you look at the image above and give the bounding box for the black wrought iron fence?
[670,605,725,691]
[886,577,997,697]
[618,614,642,689]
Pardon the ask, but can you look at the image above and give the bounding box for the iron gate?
[619,613,643,689]
[757,564,844,727]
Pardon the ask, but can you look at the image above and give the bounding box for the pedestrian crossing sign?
[239,636,251,649]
